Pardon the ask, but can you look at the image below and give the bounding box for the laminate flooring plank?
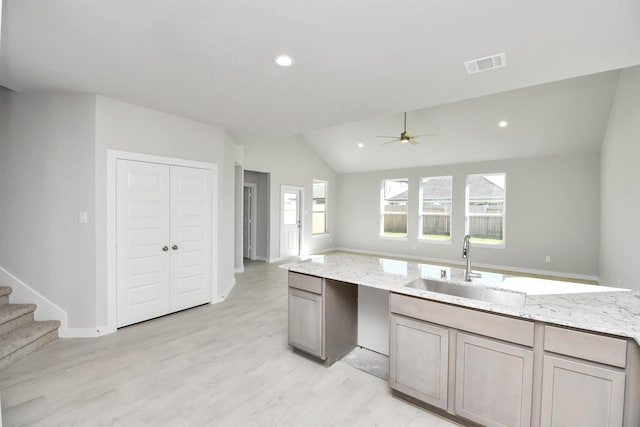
[0,260,457,426]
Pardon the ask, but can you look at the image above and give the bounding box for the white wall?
[243,135,337,261]
[600,66,640,289]
[94,96,237,326]
[244,170,270,260]
[0,92,97,327]
[336,152,600,278]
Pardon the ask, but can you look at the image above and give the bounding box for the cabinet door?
[540,354,625,427]
[389,314,449,409]
[288,288,323,359]
[455,332,533,427]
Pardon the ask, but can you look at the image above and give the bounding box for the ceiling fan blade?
[409,139,420,145]
[377,135,400,139]
[411,133,439,138]
[381,139,401,145]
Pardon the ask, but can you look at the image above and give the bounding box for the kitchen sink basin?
[405,278,526,308]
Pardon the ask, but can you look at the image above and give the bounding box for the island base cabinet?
[455,332,534,427]
[540,354,625,427]
[389,314,449,410]
[288,288,323,359]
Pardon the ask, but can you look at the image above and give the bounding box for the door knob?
[172,245,178,250]
[162,246,169,252]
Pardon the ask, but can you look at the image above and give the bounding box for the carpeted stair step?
[0,286,11,305]
[0,303,36,336]
[0,320,60,371]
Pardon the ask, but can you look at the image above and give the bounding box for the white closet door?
[116,160,171,327]
[169,166,212,312]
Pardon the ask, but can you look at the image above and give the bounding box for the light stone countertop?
[280,252,640,345]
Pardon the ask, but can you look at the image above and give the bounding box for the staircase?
[0,286,60,371]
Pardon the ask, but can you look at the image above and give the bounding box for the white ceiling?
[304,71,621,173]
[1,0,639,142]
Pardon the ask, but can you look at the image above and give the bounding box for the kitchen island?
[281,252,640,427]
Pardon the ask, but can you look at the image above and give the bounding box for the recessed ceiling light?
[498,121,509,128]
[357,142,364,148]
[273,54,295,67]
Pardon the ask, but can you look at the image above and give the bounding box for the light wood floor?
[0,261,458,426]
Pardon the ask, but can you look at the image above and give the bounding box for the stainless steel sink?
[405,278,526,308]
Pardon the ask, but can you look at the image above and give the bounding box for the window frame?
[312,179,328,235]
[465,172,507,248]
[380,178,409,240]
[418,175,453,244]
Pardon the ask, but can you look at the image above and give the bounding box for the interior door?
[116,160,171,327]
[243,185,251,259]
[170,165,212,312]
[280,186,302,258]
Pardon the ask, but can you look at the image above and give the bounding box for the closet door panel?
[170,166,213,311]
[116,160,171,327]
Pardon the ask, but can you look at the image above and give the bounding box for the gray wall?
[600,66,640,289]
[243,135,337,260]
[94,96,237,325]
[244,170,270,260]
[0,92,97,327]
[336,152,601,277]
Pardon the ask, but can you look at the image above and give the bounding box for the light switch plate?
[79,211,88,224]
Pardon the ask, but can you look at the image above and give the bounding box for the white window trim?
[380,178,409,239]
[418,175,453,243]
[465,172,507,248]
[312,179,328,235]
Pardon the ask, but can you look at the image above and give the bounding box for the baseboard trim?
[234,266,244,273]
[252,256,267,262]
[332,247,599,283]
[213,277,237,304]
[0,265,69,333]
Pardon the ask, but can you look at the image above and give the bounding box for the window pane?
[381,179,408,237]
[312,180,327,234]
[421,176,452,239]
[466,173,506,243]
[383,214,407,235]
[283,192,297,225]
[313,182,326,198]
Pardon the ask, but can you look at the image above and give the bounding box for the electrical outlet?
[545,255,551,263]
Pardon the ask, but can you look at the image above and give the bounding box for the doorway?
[280,185,304,259]
[243,183,257,259]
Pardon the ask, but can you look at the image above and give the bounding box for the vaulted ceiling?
[1,1,639,172]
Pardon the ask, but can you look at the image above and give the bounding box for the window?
[312,180,327,234]
[419,176,452,240]
[381,179,408,237]
[465,173,506,245]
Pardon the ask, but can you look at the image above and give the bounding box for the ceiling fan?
[377,112,437,145]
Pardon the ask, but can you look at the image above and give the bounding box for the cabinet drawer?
[288,272,323,294]
[390,292,534,347]
[544,325,627,368]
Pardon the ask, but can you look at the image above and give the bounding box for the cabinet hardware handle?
[162,246,169,252]
[172,245,178,250]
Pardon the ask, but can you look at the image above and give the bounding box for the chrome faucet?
[462,234,481,281]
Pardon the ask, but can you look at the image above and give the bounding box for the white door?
[170,166,212,312]
[280,186,302,258]
[243,185,252,259]
[116,160,171,327]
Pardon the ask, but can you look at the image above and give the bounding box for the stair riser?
[0,312,34,336]
[0,329,58,372]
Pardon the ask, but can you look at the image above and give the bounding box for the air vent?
[464,53,507,74]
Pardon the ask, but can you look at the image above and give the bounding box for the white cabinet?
[288,272,357,365]
[116,160,213,327]
[540,354,625,427]
[389,314,449,409]
[288,287,323,358]
[540,326,628,427]
[455,332,534,427]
